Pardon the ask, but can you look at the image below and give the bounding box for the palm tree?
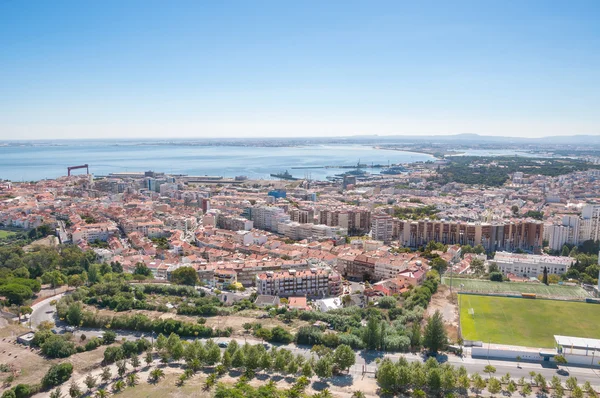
[126,373,139,387]
[112,379,125,393]
[203,373,217,391]
[95,388,109,398]
[149,368,165,383]
[516,355,522,368]
[351,391,366,398]
[312,389,333,398]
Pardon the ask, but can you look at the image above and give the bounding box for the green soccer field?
[459,295,600,348]
[443,277,589,298]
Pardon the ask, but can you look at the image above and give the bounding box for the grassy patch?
[0,230,17,239]
[459,295,600,348]
[443,277,588,298]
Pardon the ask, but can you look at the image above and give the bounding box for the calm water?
[0,142,435,181]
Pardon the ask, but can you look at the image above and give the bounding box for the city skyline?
[1,0,600,140]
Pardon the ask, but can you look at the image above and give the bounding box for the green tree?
[84,374,97,391]
[521,383,532,396]
[133,263,152,277]
[145,351,153,367]
[314,356,334,379]
[0,284,33,305]
[411,322,422,348]
[130,354,140,369]
[87,264,102,284]
[362,316,380,350]
[42,270,67,288]
[49,389,63,398]
[561,245,571,257]
[487,377,501,395]
[66,303,83,326]
[332,344,355,372]
[116,360,127,378]
[375,359,398,393]
[68,381,82,398]
[101,367,112,383]
[489,272,503,282]
[470,258,485,274]
[565,376,578,391]
[483,365,496,377]
[155,333,167,350]
[231,348,245,369]
[551,375,564,397]
[430,257,448,273]
[221,351,232,369]
[302,362,314,378]
[67,274,84,289]
[170,267,199,286]
[423,311,447,354]
[42,363,74,389]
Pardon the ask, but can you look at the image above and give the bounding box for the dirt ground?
[0,330,53,388]
[83,305,309,338]
[426,284,459,342]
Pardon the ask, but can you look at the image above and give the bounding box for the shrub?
[13,384,31,398]
[42,363,73,389]
[377,296,398,309]
[489,272,503,282]
[40,335,76,358]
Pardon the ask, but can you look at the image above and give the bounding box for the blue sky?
[1,0,599,139]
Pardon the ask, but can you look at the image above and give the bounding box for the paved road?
[30,292,66,328]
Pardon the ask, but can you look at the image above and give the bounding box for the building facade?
[493,252,572,278]
[256,268,342,297]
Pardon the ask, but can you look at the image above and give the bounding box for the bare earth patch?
[426,284,459,342]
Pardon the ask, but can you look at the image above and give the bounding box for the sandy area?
[426,284,459,342]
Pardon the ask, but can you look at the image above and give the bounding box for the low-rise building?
[493,251,572,278]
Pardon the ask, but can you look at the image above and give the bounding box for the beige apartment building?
[256,268,342,297]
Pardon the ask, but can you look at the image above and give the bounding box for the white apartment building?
[277,221,347,240]
[546,205,600,251]
[252,206,290,232]
[255,268,342,297]
[372,213,394,243]
[72,223,119,243]
[493,251,572,278]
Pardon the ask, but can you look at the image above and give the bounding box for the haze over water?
[0,142,436,182]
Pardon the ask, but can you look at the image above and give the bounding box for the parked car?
[218,342,228,348]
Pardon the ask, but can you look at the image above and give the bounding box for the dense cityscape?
[1,140,600,397]
[2,0,600,397]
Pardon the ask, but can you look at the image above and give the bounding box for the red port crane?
[67,164,89,176]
